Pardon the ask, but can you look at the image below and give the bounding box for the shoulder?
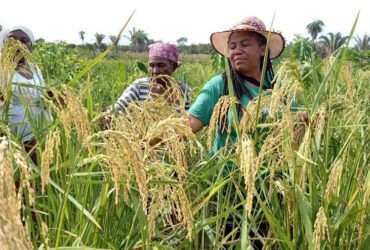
[131,77,150,87]
[188,74,225,126]
[125,77,150,93]
[201,74,225,95]
[191,74,226,105]
[123,77,150,93]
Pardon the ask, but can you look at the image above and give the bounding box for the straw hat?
[210,16,285,59]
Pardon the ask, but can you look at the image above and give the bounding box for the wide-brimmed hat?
[210,16,285,59]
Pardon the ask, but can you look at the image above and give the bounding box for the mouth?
[232,58,246,65]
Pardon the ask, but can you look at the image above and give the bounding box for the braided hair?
[218,54,275,134]
[222,55,275,113]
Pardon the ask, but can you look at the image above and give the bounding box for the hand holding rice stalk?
[97,94,197,238]
[150,74,188,109]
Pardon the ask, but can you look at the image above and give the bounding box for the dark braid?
[260,53,275,89]
[223,55,275,108]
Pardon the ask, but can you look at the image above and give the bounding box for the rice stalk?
[207,95,238,150]
[312,207,329,250]
[56,87,91,144]
[99,93,196,238]
[237,135,258,216]
[324,159,344,199]
[0,137,33,250]
[41,129,60,193]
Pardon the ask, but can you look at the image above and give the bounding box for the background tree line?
[1,22,368,57]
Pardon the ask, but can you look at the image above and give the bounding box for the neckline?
[242,75,260,87]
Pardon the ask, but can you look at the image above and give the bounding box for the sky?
[0,0,369,45]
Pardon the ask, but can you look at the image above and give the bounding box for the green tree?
[79,31,86,44]
[354,34,370,50]
[319,32,349,56]
[289,35,316,61]
[306,20,325,41]
[109,35,119,46]
[94,33,106,51]
[176,37,188,47]
[127,27,149,52]
[109,35,120,56]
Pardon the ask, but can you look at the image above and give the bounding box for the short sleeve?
[188,75,224,126]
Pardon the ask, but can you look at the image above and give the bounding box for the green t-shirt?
[189,74,262,153]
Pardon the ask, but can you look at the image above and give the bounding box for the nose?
[151,66,160,76]
[230,48,243,59]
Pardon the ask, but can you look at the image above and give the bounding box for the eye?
[228,43,236,50]
[241,41,251,47]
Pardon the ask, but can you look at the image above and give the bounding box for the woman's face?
[8,30,32,51]
[228,31,265,77]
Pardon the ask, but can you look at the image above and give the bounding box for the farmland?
[0,30,369,250]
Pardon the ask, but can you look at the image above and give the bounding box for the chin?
[234,64,247,72]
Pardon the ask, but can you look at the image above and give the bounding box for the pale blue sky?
[1,0,369,45]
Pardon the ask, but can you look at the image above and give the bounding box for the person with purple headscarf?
[112,42,191,112]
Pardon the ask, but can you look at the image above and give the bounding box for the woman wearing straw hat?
[189,16,285,152]
[189,16,288,249]
[0,26,51,162]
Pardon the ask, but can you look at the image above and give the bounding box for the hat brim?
[210,28,285,59]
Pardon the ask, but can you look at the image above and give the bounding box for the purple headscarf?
[149,42,179,65]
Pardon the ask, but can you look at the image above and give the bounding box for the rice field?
[0,28,369,250]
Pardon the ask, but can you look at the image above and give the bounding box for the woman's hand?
[97,112,113,130]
